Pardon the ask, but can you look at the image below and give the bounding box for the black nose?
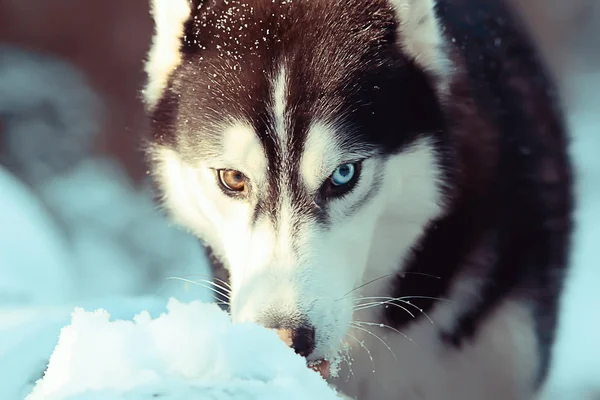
[291,326,316,357]
[261,315,316,357]
[274,325,316,357]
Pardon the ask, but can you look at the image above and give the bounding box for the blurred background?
[0,2,212,397]
[0,0,598,398]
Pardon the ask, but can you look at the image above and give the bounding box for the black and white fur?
[143,0,576,399]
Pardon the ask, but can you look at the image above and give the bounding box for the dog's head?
[145,0,450,363]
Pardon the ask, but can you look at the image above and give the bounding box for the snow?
[26,300,339,400]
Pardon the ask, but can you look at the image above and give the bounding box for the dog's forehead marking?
[272,66,288,144]
[301,122,341,192]
[270,63,291,202]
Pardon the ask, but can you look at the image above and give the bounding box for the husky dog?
[143,0,574,398]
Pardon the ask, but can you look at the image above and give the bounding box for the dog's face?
[146,0,450,363]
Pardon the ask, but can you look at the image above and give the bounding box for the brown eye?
[218,169,247,193]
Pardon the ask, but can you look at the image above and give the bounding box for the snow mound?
[27,299,341,400]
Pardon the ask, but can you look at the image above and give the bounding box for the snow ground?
[26,300,339,400]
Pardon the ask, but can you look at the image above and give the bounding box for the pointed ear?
[389,0,449,76]
[143,0,191,110]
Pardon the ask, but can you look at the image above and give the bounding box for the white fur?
[301,122,350,192]
[219,122,268,182]
[390,0,450,77]
[357,140,446,293]
[149,121,267,247]
[143,0,191,110]
[272,66,288,142]
[336,299,539,400]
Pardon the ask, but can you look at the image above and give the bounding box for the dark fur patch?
[383,0,572,386]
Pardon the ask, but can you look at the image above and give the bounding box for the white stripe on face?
[272,66,288,143]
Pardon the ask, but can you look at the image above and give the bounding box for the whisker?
[354,296,423,318]
[353,320,418,348]
[353,295,447,324]
[173,273,232,289]
[397,295,453,303]
[338,339,355,382]
[351,323,397,361]
[353,300,416,319]
[346,333,376,374]
[352,295,450,304]
[187,274,231,290]
[199,279,232,295]
[165,277,231,300]
[393,299,435,324]
[353,296,436,324]
[352,295,394,303]
[338,274,393,301]
[398,271,441,280]
[339,271,443,302]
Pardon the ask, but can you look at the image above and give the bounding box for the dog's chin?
[306,335,351,380]
[308,359,332,379]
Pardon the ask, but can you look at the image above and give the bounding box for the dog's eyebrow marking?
[218,122,267,182]
[300,122,377,193]
[300,122,342,192]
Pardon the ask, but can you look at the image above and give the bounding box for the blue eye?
[331,163,356,186]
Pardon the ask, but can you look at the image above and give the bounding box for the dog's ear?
[389,0,449,76]
[143,0,192,110]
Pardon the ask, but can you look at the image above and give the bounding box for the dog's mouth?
[275,328,331,379]
[308,359,331,379]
